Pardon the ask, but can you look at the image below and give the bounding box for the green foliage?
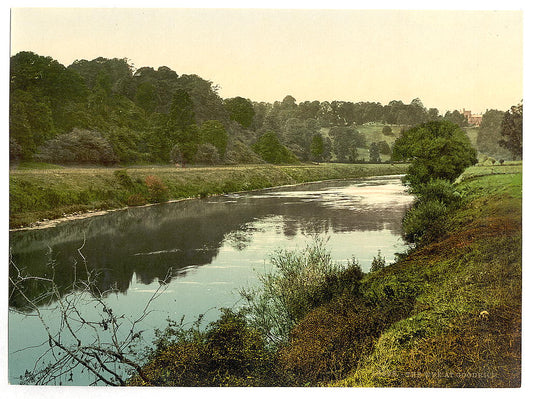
[252,132,299,164]
[198,120,228,158]
[402,199,448,244]
[224,96,255,128]
[35,128,118,165]
[370,250,386,273]
[168,88,196,131]
[392,120,477,188]
[129,309,283,386]
[329,126,365,162]
[9,90,55,159]
[310,133,325,162]
[369,142,381,163]
[476,109,507,158]
[443,109,468,127]
[194,143,220,165]
[382,125,393,135]
[240,240,363,346]
[377,140,391,155]
[499,101,522,160]
[409,178,461,207]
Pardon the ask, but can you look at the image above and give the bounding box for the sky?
[9,6,524,115]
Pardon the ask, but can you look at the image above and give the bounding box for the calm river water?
[8,175,413,385]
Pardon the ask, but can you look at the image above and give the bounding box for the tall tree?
[476,109,507,158]
[224,97,255,128]
[310,134,325,162]
[499,101,523,160]
[369,142,381,163]
[392,120,477,188]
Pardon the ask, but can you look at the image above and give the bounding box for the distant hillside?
[10,51,503,166]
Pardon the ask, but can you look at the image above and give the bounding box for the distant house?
[461,109,483,126]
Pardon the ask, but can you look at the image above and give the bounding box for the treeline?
[10,51,505,166]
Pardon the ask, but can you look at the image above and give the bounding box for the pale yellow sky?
[10,8,523,114]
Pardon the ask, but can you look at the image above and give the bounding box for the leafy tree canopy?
[252,132,299,164]
[392,120,477,187]
[499,101,523,160]
[224,97,255,128]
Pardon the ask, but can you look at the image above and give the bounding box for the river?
[8,174,413,385]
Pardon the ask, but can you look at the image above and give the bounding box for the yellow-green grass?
[333,169,521,387]
[9,163,409,229]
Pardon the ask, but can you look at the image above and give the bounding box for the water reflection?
[9,176,412,310]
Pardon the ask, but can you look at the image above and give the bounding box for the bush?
[193,143,220,165]
[113,169,134,188]
[409,178,461,207]
[128,309,283,386]
[402,199,448,243]
[145,175,168,203]
[240,240,363,346]
[279,290,415,385]
[35,128,118,165]
[370,250,386,273]
[252,132,299,164]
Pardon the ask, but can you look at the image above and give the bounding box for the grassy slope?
[335,166,522,387]
[9,163,408,229]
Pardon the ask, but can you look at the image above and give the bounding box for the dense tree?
[252,132,299,164]
[443,110,468,127]
[224,97,255,128]
[382,125,393,136]
[329,127,365,163]
[9,90,54,159]
[199,120,229,159]
[392,120,477,187]
[168,89,196,131]
[310,134,325,162]
[499,102,523,160]
[135,81,158,114]
[368,142,381,163]
[377,140,391,155]
[476,109,507,158]
[35,129,118,165]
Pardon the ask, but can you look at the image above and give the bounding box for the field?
[9,162,409,229]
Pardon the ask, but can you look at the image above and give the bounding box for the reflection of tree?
[224,228,255,251]
[9,177,411,310]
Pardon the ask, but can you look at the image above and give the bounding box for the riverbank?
[9,163,408,229]
[127,165,521,387]
[333,166,522,387]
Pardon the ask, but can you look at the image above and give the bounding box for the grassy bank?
[332,167,522,387]
[9,162,408,229]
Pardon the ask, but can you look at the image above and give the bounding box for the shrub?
[409,178,461,207]
[193,143,220,165]
[35,128,118,165]
[370,250,386,273]
[145,175,168,203]
[240,240,363,346]
[251,132,299,164]
[402,199,448,243]
[128,309,283,387]
[279,290,415,385]
[113,169,134,188]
